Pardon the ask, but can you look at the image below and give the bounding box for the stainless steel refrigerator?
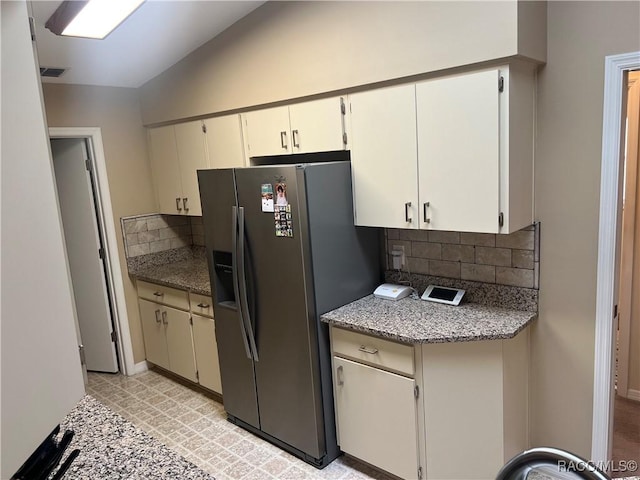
[198,160,380,468]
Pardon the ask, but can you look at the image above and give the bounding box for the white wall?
[139,0,546,125]
[42,84,157,364]
[0,1,85,477]
[532,0,640,457]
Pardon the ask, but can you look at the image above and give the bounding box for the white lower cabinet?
[164,306,197,382]
[138,281,222,394]
[192,314,222,394]
[330,325,529,480]
[333,357,420,480]
[331,326,422,480]
[139,298,171,370]
[138,298,197,382]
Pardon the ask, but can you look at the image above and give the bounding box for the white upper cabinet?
[148,121,208,216]
[148,126,182,215]
[204,114,247,169]
[175,121,208,216]
[288,97,346,153]
[349,84,419,228]
[349,65,534,234]
[416,69,500,233]
[242,97,346,158]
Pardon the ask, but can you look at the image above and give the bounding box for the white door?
[416,69,500,232]
[192,314,223,393]
[243,106,292,157]
[164,306,197,382]
[289,97,345,153]
[204,114,246,168]
[51,138,118,373]
[175,121,208,216]
[349,84,419,228]
[148,126,183,214]
[334,357,419,479]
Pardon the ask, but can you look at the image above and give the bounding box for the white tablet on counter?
[421,285,465,306]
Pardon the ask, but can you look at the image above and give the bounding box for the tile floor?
[87,370,394,480]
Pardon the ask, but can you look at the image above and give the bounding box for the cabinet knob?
[162,311,168,325]
[292,129,300,148]
[176,197,182,212]
[337,365,344,386]
[183,197,189,211]
[154,309,161,323]
[280,131,288,149]
[197,302,210,309]
[153,291,163,297]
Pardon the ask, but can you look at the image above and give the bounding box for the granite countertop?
[53,395,214,480]
[321,294,536,344]
[127,247,212,296]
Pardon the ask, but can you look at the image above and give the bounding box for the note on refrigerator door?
[261,183,274,212]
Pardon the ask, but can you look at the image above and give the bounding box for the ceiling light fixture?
[45,0,145,40]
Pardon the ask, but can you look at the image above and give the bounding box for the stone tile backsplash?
[121,214,205,257]
[386,223,540,289]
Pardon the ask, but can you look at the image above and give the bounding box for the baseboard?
[132,361,149,375]
[627,389,640,402]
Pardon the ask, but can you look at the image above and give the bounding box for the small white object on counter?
[373,283,412,301]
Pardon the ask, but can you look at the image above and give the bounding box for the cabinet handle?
[197,302,210,309]
[154,309,161,323]
[183,197,189,211]
[280,131,288,149]
[153,291,163,297]
[358,345,379,355]
[423,201,430,224]
[404,202,412,223]
[292,129,300,148]
[162,311,168,325]
[176,197,182,212]
[337,365,344,386]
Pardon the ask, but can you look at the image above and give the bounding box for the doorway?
[48,127,136,377]
[51,137,119,373]
[593,51,640,469]
[610,70,640,478]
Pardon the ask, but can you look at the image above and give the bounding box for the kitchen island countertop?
[321,294,536,344]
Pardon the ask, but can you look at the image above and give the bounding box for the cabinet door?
[138,299,169,370]
[204,115,246,169]
[148,126,182,215]
[192,314,222,394]
[164,306,197,382]
[417,69,500,232]
[288,97,345,154]
[243,106,291,157]
[349,84,419,228]
[175,121,208,216]
[334,357,419,480]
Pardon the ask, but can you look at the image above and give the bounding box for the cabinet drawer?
[190,293,213,318]
[331,327,414,377]
[137,280,189,311]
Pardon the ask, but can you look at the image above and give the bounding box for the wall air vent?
[39,67,67,78]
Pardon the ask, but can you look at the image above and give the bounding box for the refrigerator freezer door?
[198,168,259,429]
[235,165,325,459]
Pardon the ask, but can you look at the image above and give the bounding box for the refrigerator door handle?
[232,206,253,360]
[237,206,260,361]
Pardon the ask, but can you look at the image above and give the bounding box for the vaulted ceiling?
[30,1,265,88]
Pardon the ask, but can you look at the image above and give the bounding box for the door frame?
[49,127,135,376]
[592,51,640,463]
